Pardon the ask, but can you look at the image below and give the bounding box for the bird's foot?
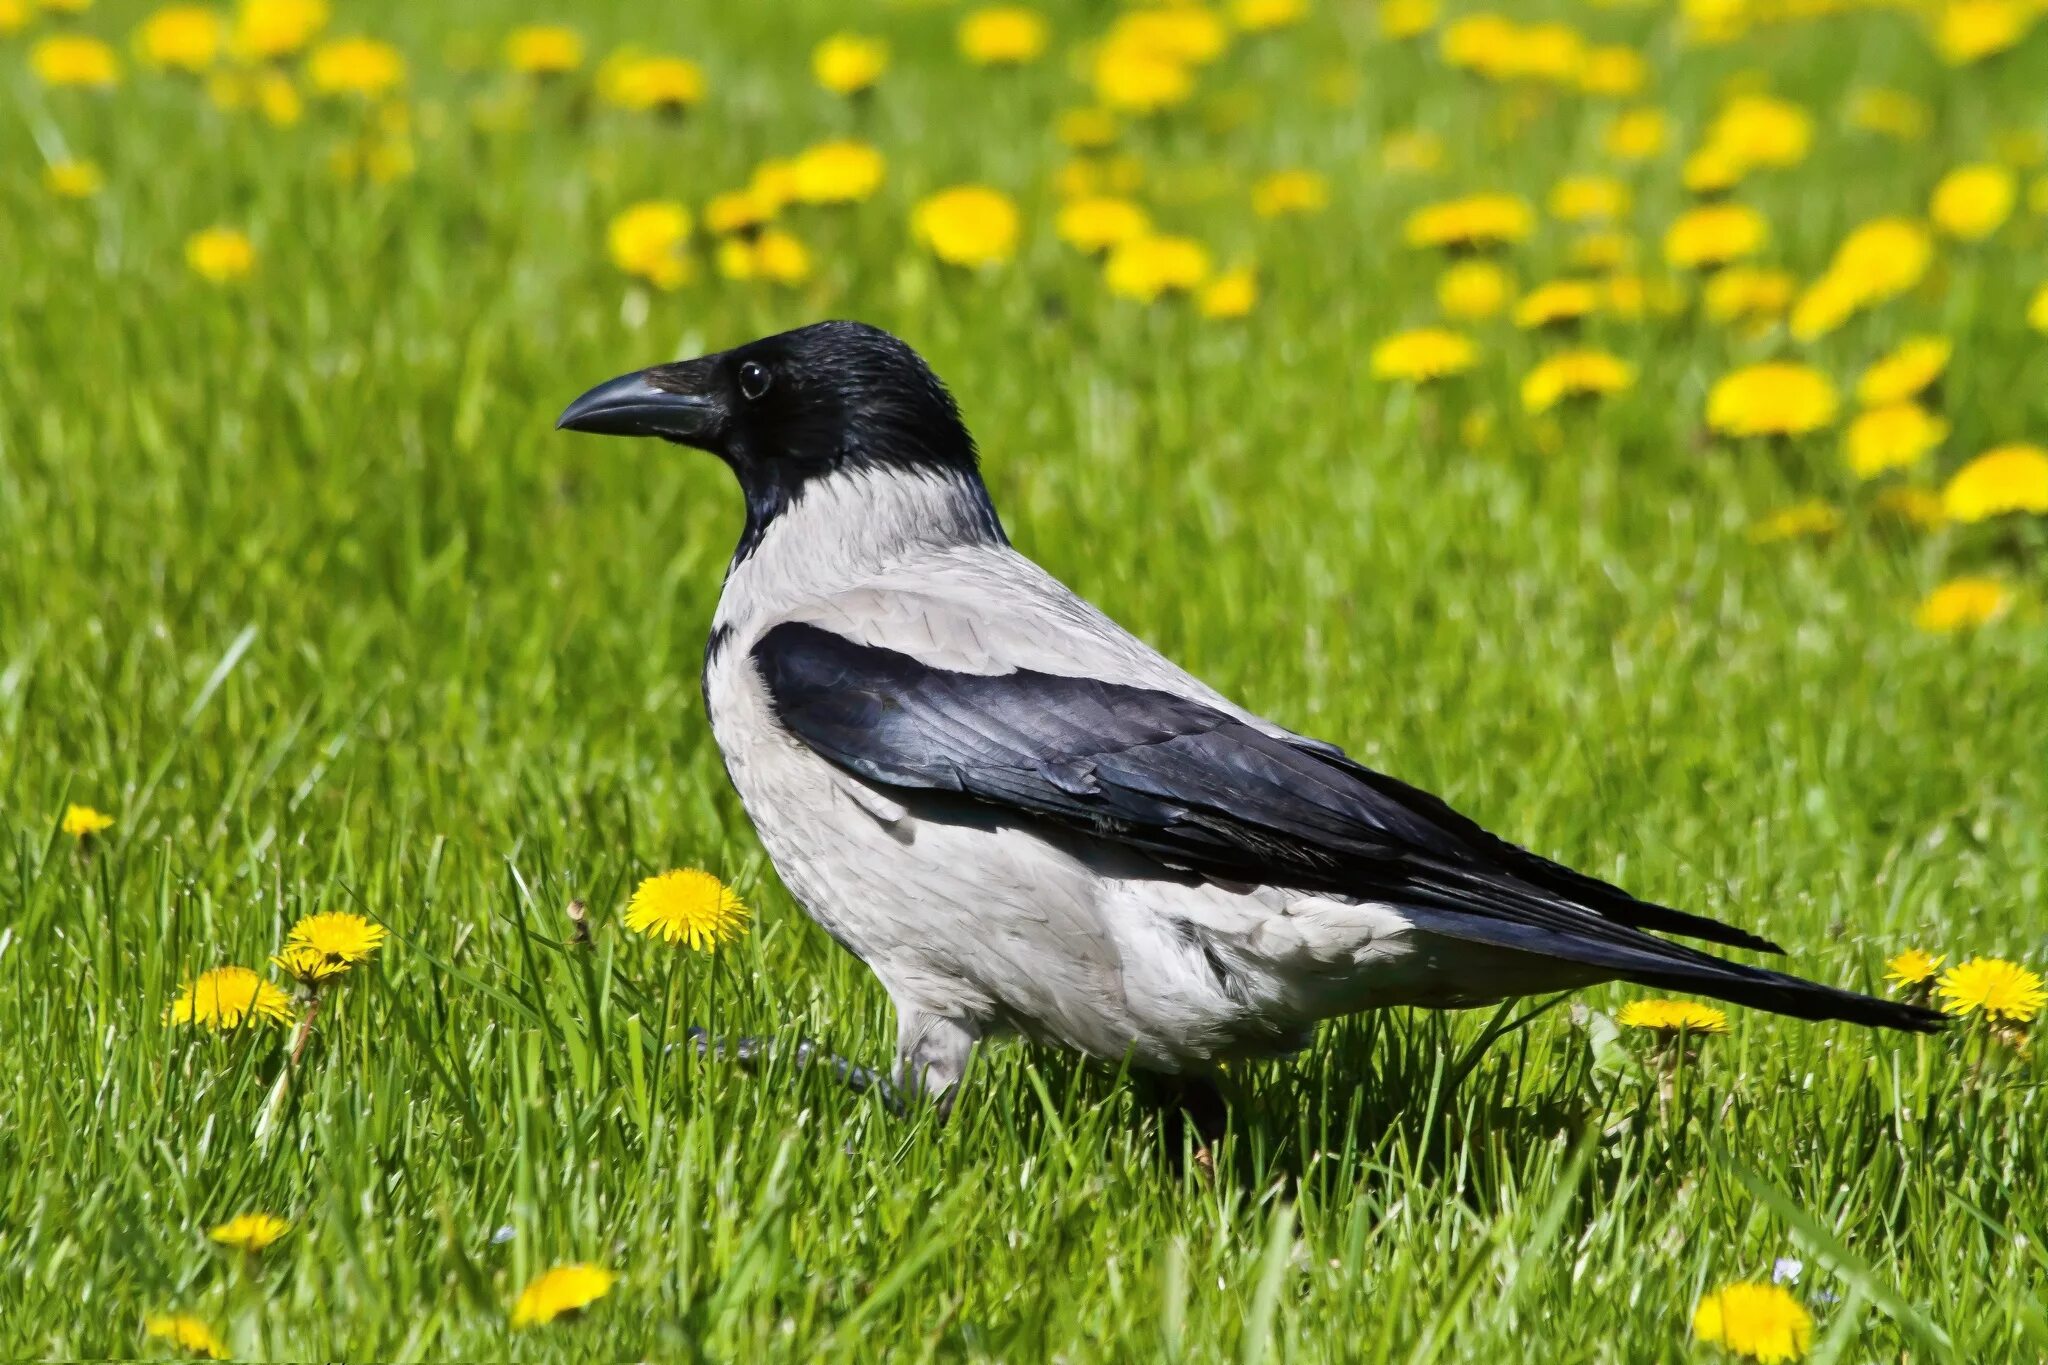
[684,1026,905,1116]
[1135,1072,1230,1172]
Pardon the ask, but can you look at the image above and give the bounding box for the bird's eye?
[737,361,772,401]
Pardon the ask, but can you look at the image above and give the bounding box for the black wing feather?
[753,622,1940,1033]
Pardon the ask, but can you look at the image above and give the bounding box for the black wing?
[752,622,1941,1032]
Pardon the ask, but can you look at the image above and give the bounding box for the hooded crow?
[558,321,1942,1113]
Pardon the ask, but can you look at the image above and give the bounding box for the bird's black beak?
[555,363,726,447]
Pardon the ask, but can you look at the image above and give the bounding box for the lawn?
[4,0,2047,1359]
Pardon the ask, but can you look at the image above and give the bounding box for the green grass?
[5,0,2048,1359]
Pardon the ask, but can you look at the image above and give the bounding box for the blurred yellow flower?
[2031,283,2048,333]
[44,159,104,198]
[913,185,1020,267]
[1938,957,2044,1021]
[1105,233,1212,301]
[597,51,704,113]
[1847,87,1929,141]
[959,7,1048,66]
[1930,163,2016,239]
[1379,0,1438,40]
[307,35,404,97]
[137,6,226,72]
[1846,403,1948,478]
[1943,443,2048,521]
[210,1212,290,1251]
[1251,169,1327,218]
[1198,265,1258,318]
[61,803,115,837]
[1440,14,1521,77]
[1436,260,1511,320]
[185,226,255,282]
[1578,44,1645,97]
[1604,106,1668,161]
[32,35,123,88]
[1380,128,1444,175]
[813,32,885,95]
[1371,327,1476,382]
[1234,0,1306,33]
[1788,272,1861,342]
[1857,336,1951,406]
[790,139,885,204]
[1548,175,1628,223]
[1512,279,1600,329]
[1520,349,1633,413]
[207,65,301,123]
[511,1263,616,1328]
[704,187,775,236]
[1702,265,1794,324]
[1875,486,1947,528]
[717,228,812,286]
[1568,230,1634,273]
[504,24,582,76]
[1404,193,1533,249]
[1664,202,1768,268]
[144,1315,227,1361]
[168,966,294,1030]
[1617,999,1730,1033]
[1682,145,1746,195]
[624,869,748,949]
[1914,576,2012,630]
[1707,92,1813,172]
[231,0,326,61]
[1885,948,1944,989]
[1092,43,1193,113]
[1934,0,2029,65]
[1056,196,1149,253]
[1749,499,1842,542]
[1056,108,1119,150]
[0,0,27,32]
[1707,362,1838,437]
[1831,216,1934,302]
[1693,1282,1812,1362]
[1110,8,1228,65]
[606,201,691,290]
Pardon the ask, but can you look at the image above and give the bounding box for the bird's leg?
[685,1027,904,1115]
[1135,1071,1231,1166]
[892,1010,979,1119]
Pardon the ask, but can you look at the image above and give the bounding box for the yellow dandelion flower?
[1931,163,2016,240]
[597,50,705,113]
[1436,260,1512,320]
[1548,174,1629,223]
[1749,499,1842,543]
[231,0,327,61]
[1404,193,1534,250]
[606,200,691,290]
[1914,576,2012,631]
[1379,0,1438,40]
[911,185,1020,268]
[1847,87,1928,141]
[33,35,123,88]
[1056,196,1149,253]
[1707,363,1839,438]
[1664,202,1768,269]
[504,24,582,76]
[1109,8,1228,66]
[511,1263,616,1328]
[1056,107,1119,151]
[1856,336,1950,407]
[1578,44,1645,97]
[1251,168,1328,219]
[959,7,1048,66]
[1092,42,1193,114]
[1885,948,1944,989]
[717,227,811,286]
[704,187,775,237]
[0,0,28,33]
[1371,327,1476,382]
[209,1212,290,1252]
[185,226,255,283]
[1943,443,2048,522]
[1938,957,2045,1021]
[623,869,749,950]
[1703,265,1795,325]
[1604,106,1668,161]
[1845,403,1947,479]
[813,32,885,95]
[1439,14,1519,76]
[283,910,386,968]
[61,803,115,838]
[307,35,404,97]
[1708,93,1813,172]
[1829,216,1933,303]
[1104,233,1212,302]
[144,1314,227,1361]
[749,159,800,213]
[1520,349,1634,414]
[1568,230,1635,273]
[789,139,885,205]
[1512,279,1600,329]
[1934,0,2029,65]
[272,942,348,985]
[45,160,105,198]
[1787,271,1862,342]
[1616,999,1731,1034]
[168,966,295,1030]
[1234,0,1307,33]
[137,6,226,73]
[1693,1282,1813,1363]
[1198,265,1257,319]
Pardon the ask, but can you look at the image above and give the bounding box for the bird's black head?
[557,321,981,488]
